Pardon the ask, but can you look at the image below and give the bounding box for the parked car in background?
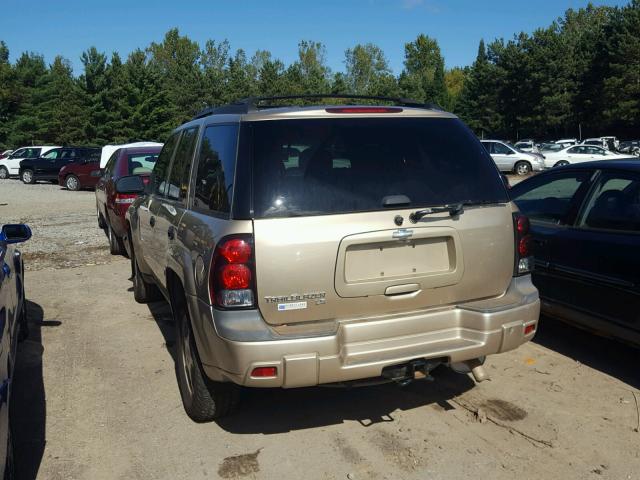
[0,150,13,160]
[95,145,162,255]
[99,141,163,168]
[542,145,633,168]
[126,96,539,421]
[509,160,640,346]
[0,223,32,479]
[555,139,578,149]
[19,147,100,184]
[618,140,640,156]
[514,140,540,154]
[539,143,565,153]
[0,146,59,179]
[58,152,103,191]
[582,137,619,151]
[481,139,545,175]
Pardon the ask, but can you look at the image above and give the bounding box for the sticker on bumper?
[277,301,307,311]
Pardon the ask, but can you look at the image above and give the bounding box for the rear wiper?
[409,203,464,223]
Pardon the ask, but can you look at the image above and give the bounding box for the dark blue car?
[510,160,640,346]
[0,224,31,479]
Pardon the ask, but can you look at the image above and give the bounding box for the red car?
[95,146,162,255]
[57,151,102,190]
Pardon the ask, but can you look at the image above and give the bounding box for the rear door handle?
[167,226,175,240]
[149,216,156,227]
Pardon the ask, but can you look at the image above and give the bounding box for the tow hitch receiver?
[381,358,444,386]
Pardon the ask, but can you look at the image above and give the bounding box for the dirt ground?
[4,177,640,480]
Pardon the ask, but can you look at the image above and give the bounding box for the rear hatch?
[249,114,514,327]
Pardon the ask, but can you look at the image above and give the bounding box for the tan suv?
[123,95,540,421]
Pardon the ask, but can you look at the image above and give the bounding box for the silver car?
[481,140,545,175]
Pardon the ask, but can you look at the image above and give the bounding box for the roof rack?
[192,94,442,120]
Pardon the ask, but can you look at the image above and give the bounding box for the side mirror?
[115,175,145,194]
[1,224,32,244]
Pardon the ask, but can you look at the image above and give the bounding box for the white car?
[543,144,633,168]
[0,146,60,179]
[481,140,545,175]
[555,138,578,149]
[513,140,539,153]
[581,137,619,151]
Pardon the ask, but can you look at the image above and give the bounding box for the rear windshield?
[127,153,159,175]
[250,117,508,218]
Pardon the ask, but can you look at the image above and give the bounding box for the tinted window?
[579,173,640,233]
[167,127,198,201]
[193,124,238,214]
[23,148,41,158]
[127,153,159,175]
[493,142,511,155]
[152,133,180,196]
[251,118,508,218]
[511,171,591,224]
[42,149,61,159]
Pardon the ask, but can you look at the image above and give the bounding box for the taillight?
[513,212,533,275]
[210,235,256,308]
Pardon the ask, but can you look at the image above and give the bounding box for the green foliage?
[0,3,638,150]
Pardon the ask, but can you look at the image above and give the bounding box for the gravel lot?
[6,177,640,480]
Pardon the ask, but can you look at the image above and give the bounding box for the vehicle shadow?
[144,299,476,434]
[12,300,60,480]
[216,368,474,434]
[533,315,640,389]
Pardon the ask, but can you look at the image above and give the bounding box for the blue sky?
[1,0,628,75]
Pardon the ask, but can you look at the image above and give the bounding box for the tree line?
[0,1,638,150]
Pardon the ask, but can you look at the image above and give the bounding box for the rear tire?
[514,161,532,176]
[21,169,35,184]
[107,224,124,256]
[554,160,569,167]
[0,167,8,179]
[131,250,161,303]
[175,303,239,422]
[65,174,80,191]
[97,206,106,229]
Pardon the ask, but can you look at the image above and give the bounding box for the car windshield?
[250,117,508,218]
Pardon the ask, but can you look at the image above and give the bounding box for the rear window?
[128,153,159,175]
[250,118,507,218]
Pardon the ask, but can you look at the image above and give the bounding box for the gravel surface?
[8,174,640,480]
[0,179,112,270]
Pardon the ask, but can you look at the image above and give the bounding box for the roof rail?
[192,94,442,120]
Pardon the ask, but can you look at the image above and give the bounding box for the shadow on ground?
[533,315,640,389]
[12,300,60,480]
[146,298,475,434]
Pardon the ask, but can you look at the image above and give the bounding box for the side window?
[579,173,640,233]
[166,127,198,201]
[43,149,61,159]
[481,142,492,154]
[567,147,579,154]
[193,124,239,215]
[152,133,180,196]
[10,148,25,158]
[103,151,119,176]
[511,171,591,224]
[493,143,511,155]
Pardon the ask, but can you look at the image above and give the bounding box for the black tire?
[107,224,124,256]
[174,303,239,422]
[97,206,106,229]
[554,160,569,167]
[0,167,8,180]
[131,251,161,303]
[65,174,80,191]
[514,161,532,176]
[21,169,35,184]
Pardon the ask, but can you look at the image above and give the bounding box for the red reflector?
[219,264,251,289]
[516,215,530,234]
[325,107,403,114]
[524,324,536,335]
[519,235,531,257]
[219,238,252,264]
[251,366,277,378]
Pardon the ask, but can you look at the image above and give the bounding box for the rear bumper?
[188,276,540,388]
